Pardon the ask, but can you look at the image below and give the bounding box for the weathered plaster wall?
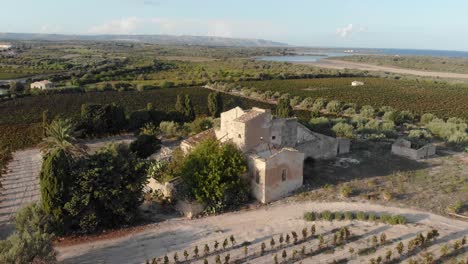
[271,119,298,147]
[247,155,267,202]
[243,113,271,152]
[263,150,304,203]
[296,131,340,159]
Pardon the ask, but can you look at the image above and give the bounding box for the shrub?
[382,190,393,201]
[189,117,214,134]
[344,211,354,220]
[130,134,162,159]
[368,213,378,222]
[390,215,407,225]
[159,121,180,138]
[313,98,327,109]
[332,122,354,138]
[334,211,343,220]
[339,185,353,198]
[303,212,317,221]
[356,211,367,221]
[382,111,398,122]
[420,113,436,125]
[290,96,302,107]
[299,97,315,109]
[360,105,375,118]
[395,110,414,125]
[0,203,56,263]
[326,100,342,114]
[320,210,333,221]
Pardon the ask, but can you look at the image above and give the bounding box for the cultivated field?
[239,77,468,119]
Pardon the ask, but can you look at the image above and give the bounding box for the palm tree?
[40,118,86,156]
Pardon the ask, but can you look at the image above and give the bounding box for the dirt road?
[302,59,468,80]
[57,201,468,264]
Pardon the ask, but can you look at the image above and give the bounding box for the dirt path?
[56,201,468,264]
[301,59,468,80]
[0,148,41,238]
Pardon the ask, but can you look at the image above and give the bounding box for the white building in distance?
[0,43,12,50]
[351,81,364,86]
[31,80,54,90]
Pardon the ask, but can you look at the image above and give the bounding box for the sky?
[2,0,468,51]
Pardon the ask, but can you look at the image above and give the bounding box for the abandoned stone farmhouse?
[181,106,350,203]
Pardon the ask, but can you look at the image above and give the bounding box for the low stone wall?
[391,143,436,160]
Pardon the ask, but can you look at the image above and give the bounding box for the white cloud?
[89,17,143,34]
[336,24,366,38]
[336,24,354,38]
[87,17,281,39]
[39,25,62,33]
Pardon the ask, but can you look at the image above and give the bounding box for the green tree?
[39,148,72,233]
[276,96,293,118]
[208,92,223,117]
[42,110,49,137]
[64,143,148,233]
[175,94,185,116]
[0,203,56,263]
[41,118,84,156]
[184,94,196,121]
[180,139,249,211]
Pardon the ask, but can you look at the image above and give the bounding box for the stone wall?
[391,140,436,160]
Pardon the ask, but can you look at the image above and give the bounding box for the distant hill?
[0,33,288,47]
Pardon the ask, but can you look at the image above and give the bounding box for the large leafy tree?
[64,143,148,233]
[180,139,249,211]
[276,96,293,118]
[80,103,127,135]
[207,92,223,117]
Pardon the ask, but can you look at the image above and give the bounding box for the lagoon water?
[257,52,352,63]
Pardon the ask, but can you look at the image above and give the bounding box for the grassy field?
[240,77,468,119]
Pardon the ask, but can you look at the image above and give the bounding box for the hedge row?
[303,210,407,225]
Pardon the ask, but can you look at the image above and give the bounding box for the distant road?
[300,59,468,80]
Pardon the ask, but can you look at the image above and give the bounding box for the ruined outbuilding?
[391,138,436,160]
[182,106,350,203]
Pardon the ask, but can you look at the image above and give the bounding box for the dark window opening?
[255,170,260,184]
[281,169,287,181]
[272,136,276,140]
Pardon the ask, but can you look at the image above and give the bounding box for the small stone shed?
[391,138,436,160]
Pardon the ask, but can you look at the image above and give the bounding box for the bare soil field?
[56,201,468,264]
[303,59,468,80]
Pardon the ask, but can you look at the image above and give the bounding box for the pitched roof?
[233,110,264,123]
[182,128,216,147]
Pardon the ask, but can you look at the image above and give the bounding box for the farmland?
[240,77,468,119]
[0,87,272,175]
